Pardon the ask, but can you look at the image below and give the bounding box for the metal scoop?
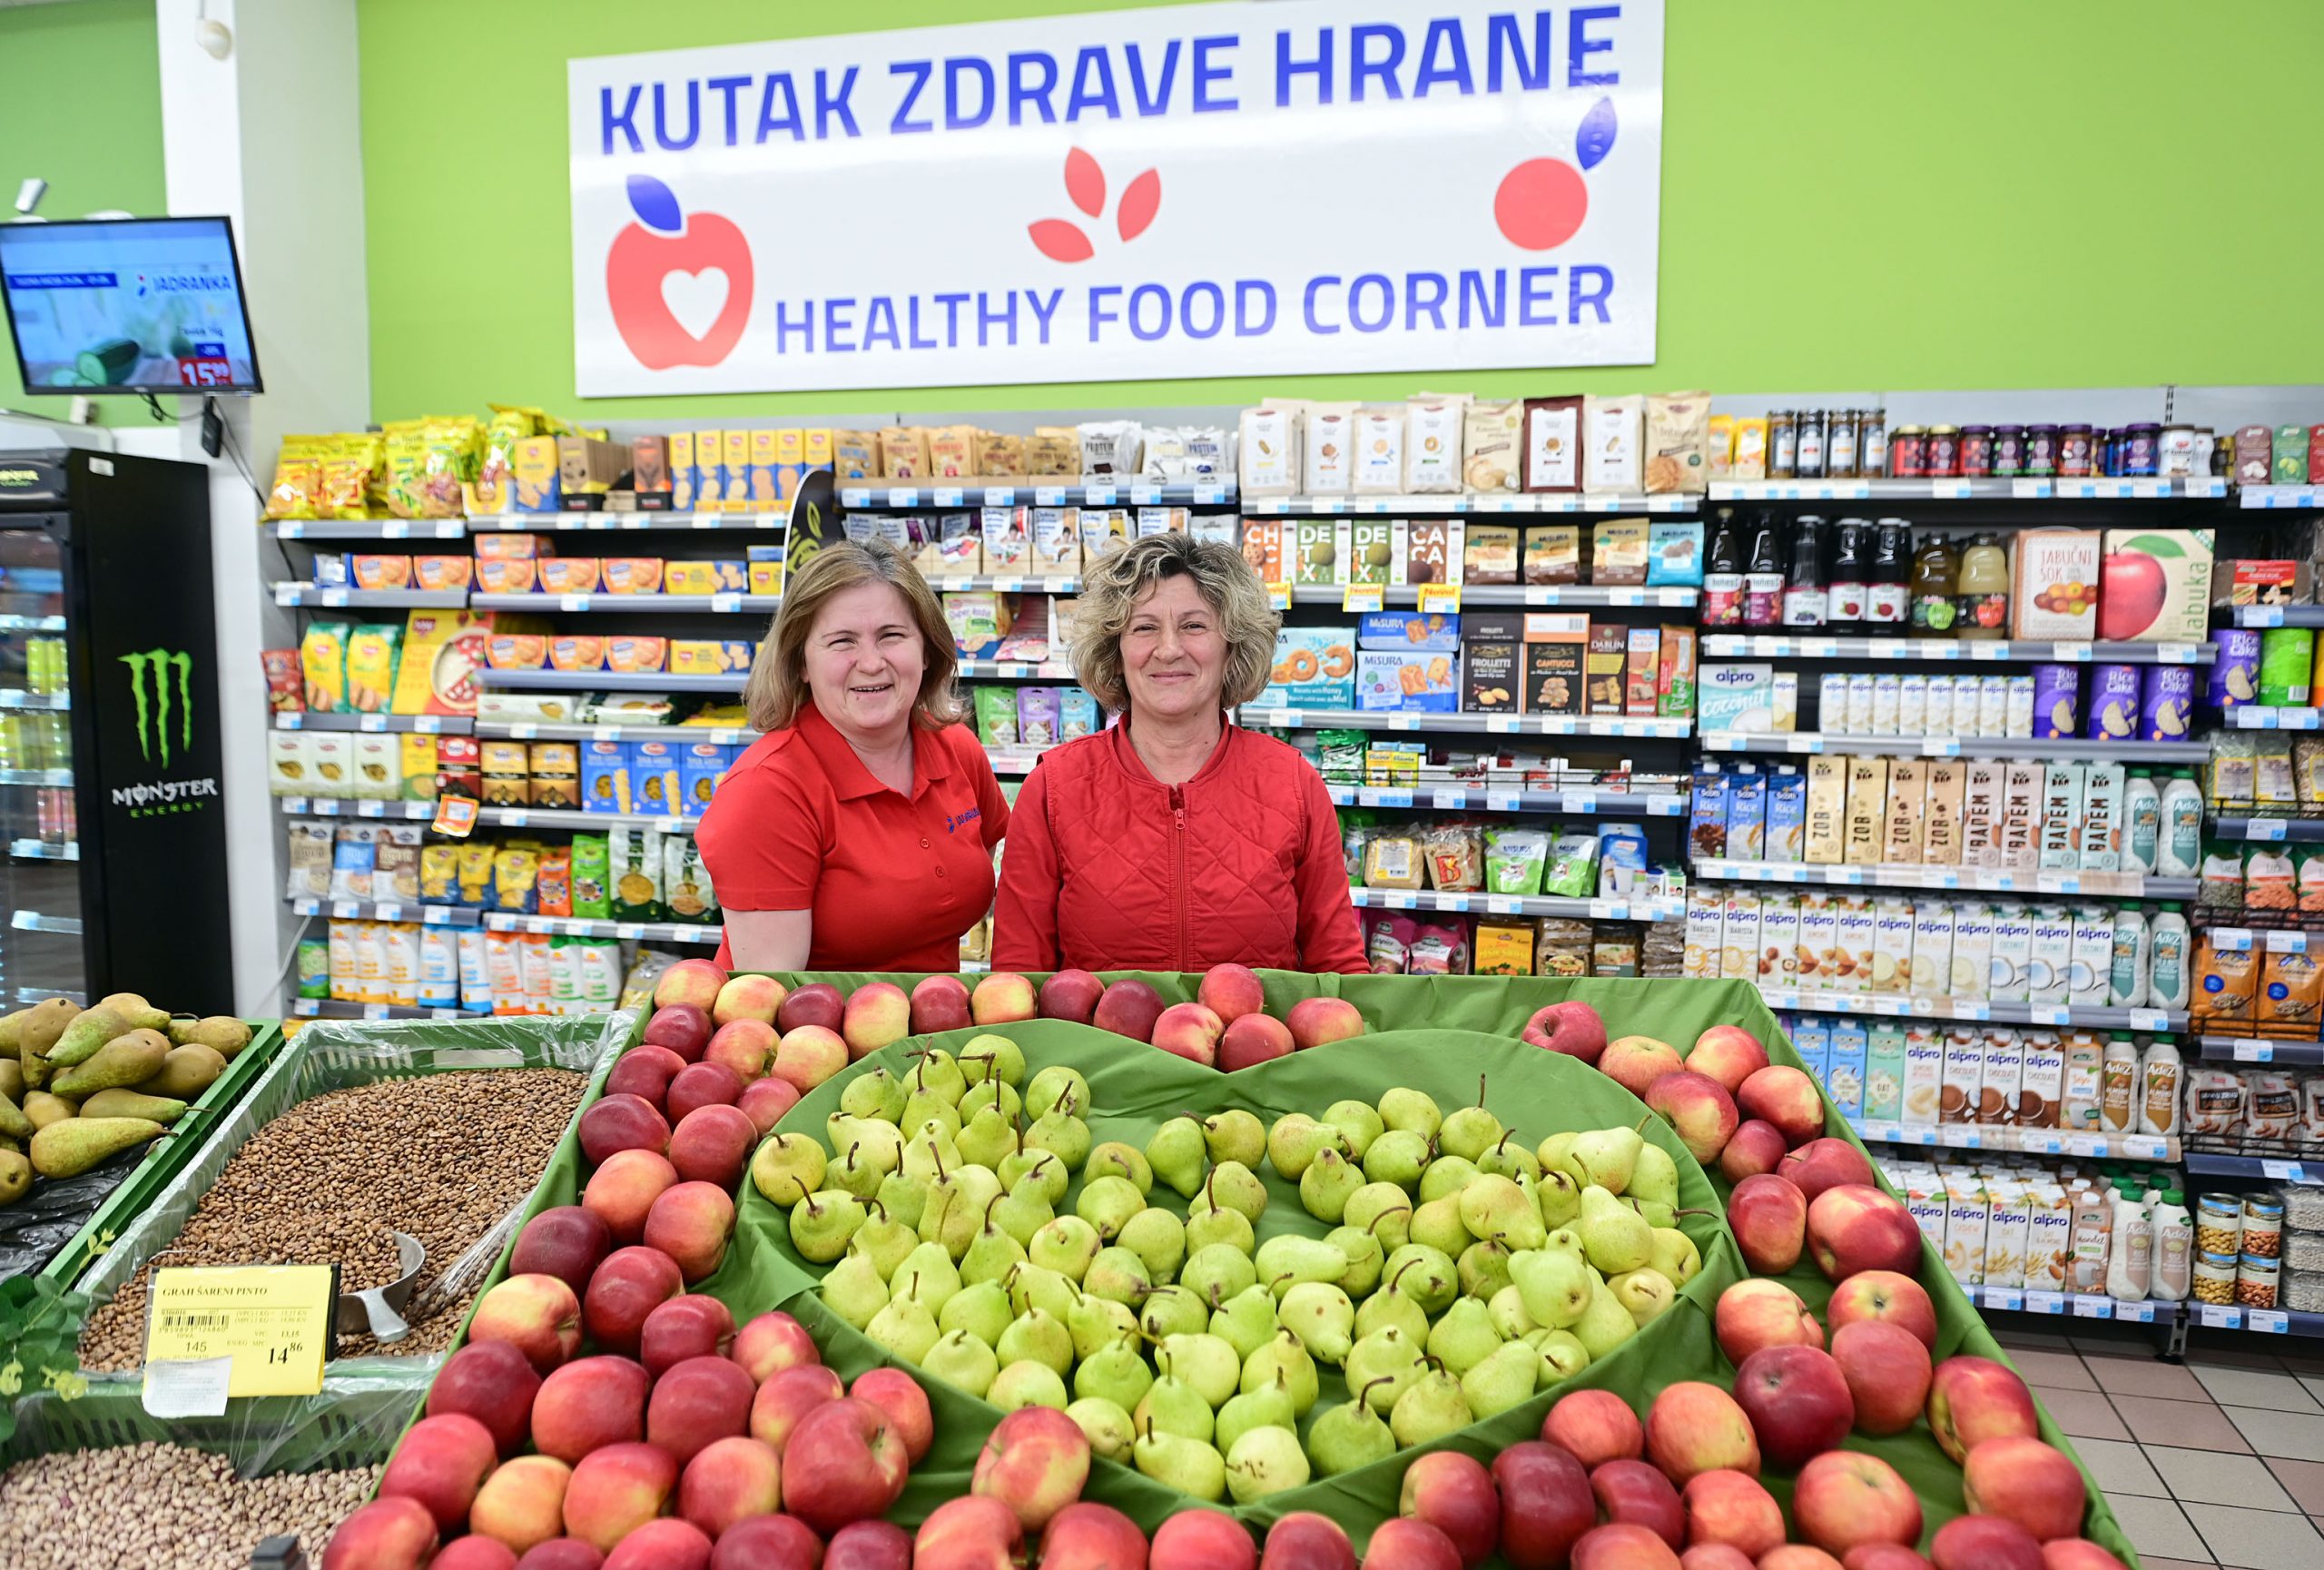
[336,1231,426,1344]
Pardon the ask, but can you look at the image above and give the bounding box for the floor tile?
[2194,1366,2324,1413]
[2228,1407,2324,1462]
[2009,1347,2099,1390]
[2077,1436,2168,1497]
[2184,1502,2324,1570]
[2185,1342,2292,1370]
[2299,1375,2324,1407]
[2040,1387,2132,1440]
[1994,1327,2077,1351]
[2086,1353,2211,1401]
[2137,1561,2223,1570]
[2268,1457,2324,1513]
[2146,1447,2298,1510]
[2104,1495,2210,1561]
[2114,1394,2252,1451]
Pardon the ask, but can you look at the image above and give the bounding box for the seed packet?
[2247,846,2296,910]
[975,686,1020,746]
[2191,942,2257,1025]
[1543,832,1600,897]
[571,834,611,918]
[610,827,664,921]
[1059,688,1100,741]
[493,847,540,913]
[419,844,459,903]
[537,848,573,918]
[1019,686,1061,747]
[665,837,717,922]
[2260,950,2322,1037]
[285,823,332,900]
[330,824,379,902]
[376,825,423,903]
[457,842,497,906]
[1484,827,1550,895]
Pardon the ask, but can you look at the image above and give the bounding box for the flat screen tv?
[0,216,261,394]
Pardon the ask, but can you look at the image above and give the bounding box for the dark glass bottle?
[1827,519,1869,635]
[1701,509,1744,627]
[1742,512,1785,629]
[1866,520,1911,627]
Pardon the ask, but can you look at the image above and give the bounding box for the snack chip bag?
[572,834,611,919]
[537,848,573,919]
[320,433,385,519]
[264,435,330,520]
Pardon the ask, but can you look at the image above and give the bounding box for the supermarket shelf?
[2199,1036,2324,1065]
[1694,859,2193,899]
[476,721,759,745]
[10,910,82,935]
[1711,477,2229,502]
[0,615,67,633]
[274,711,472,735]
[1758,982,2185,1033]
[1850,1116,2178,1162]
[1328,785,1689,816]
[271,584,469,609]
[0,689,70,710]
[1242,707,1691,739]
[12,986,84,1006]
[2230,605,2324,628]
[1702,731,2205,762]
[2229,707,2323,730]
[958,659,1077,680]
[7,838,75,862]
[1243,491,1699,516]
[1287,584,1699,609]
[2203,928,2324,953]
[839,480,1233,509]
[474,669,742,692]
[1966,1286,2171,1323]
[468,511,790,532]
[1350,887,1683,922]
[2240,486,2324,510]
[986,749,1050,776]
[485,805,698,835]
[484,913,722,945]
[0,768,73,786]
[2211,816,2324,844]
[1699,636,2213,666]
[469,592,783,614]
[268,518,468,540]
[2186,1303,2324,1337]
[928,575,1082,595]
[2183,1152,2321,1183]
[292,998,492,1021]
[290,897,479,925]
[277,796,433,820]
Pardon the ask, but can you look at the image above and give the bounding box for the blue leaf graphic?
[626,174,684,234]
[1577,97,1618,172]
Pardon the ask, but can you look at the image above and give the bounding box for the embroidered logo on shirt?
[945,807,981,834]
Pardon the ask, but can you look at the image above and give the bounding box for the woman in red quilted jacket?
[992,532,1366,974]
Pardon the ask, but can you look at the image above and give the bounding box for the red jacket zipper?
[1169,785,1189,971]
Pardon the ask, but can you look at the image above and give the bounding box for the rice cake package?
[1302,404,1358,494]
[1644,392,1712,493]
[1405,396,1467,492]
[1352,407,1407,493]
[1583,396,1643,492]
[1238,403,1302,494]
[1462,400,1523,492]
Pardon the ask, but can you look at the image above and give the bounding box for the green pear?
[996,1307,1074,1374]
[1275,1281,1354,1364]
[1389,1362,1473,1447]
[930,1165,1004,1259]
[1023,1109,1091,1172]
[1462,1339,1540,1419]
[841,1066,907,1122]
[991,1177,1056,1248]
[1067,1292,1139,1362]
[960,1203,1029,1287]
[1569,1124,1645,1195]
[1029,1214,1102,1280]
[1255,1234,1345,1297]
[1076,1175,1147,1241]
[1424,1296,1503,1377]
[1238,1329,1318,1416]
[1132,1422,1225,1501]
[1509,1247,1591,1328]
[1193,1160,1268,1224]
[1537,1131,1581,1182]
[1201,1109,1265,1168]
[1225,1425,1310,1504]
[789,1190,867,1263]
[1074,1338,1155,1411]
[1610,1266,1677,1327]
[1345,1182,1414,1251]
[990,1360,1070,1411]
[900,1091,962,1144]
[923,1328,1000,1397]
[1459,1174,1547,1251]
[1322,1099,1385,1160]
[1083,1245,1152,1306]
[851,1205,918,1279]
[1209,1285,1277,1361]
[1146,1116,1208,1199]
[1534,1328,1590,1387]
[1024,1063,1088,1120]
[1118,1207,1187,1284]
[959,1078,1022,1122]
[821,1251,890,1330]
[901,1122,960,1185]
[751,1132,827,1208]
[890,1243,961,1313]
[1326,1225,1384,1298]
[1546,1226,1583,1257]
[956,1104,1019,1170]
[1007,1262,1078,1322]
[910,1046,968,1103]
[1186,1202,1256,1256]
[1380,1245,1458,1315]
[1477,1131,1543,1182]
[827,1114,905,1175]
[1298,1145,1363,1223]
[1067,1397,1136,1463]
[999,1148,1068,1206]
[1265,1113,1346,1180]
[1215,1373,1296,1456]
[876,1170,931,1232]
[957,1032,1026,1087]
[1156,1332,1241,1408]
[1378,1086,1443,1140]
[1418,1156,1480,1204]
[1410,1194,1473,1259]
[938,1279,1013,1348]
[863,1293,940,1362]
[1649,1227,1701,1287]
[1136,1373,1214,1443]
[1436,1077,1503,1162]
[1344,1324,1428,1412]
[1630,1140,1680,1210]
[1306,1383,1398,1476]
[1458,1239,1513,1301]
[1535,1170,1583,1229]
[1363,1128,1433,1190]
[1489,1283,1539,1341]
[1185,1242,1258,1308]
[1632,1198,1676,1229]
[1579,1185,1653,1275]
[1139,1285,1209,1343]
[1353,1285,1428,1346]
[1570,1269,1639,1360]
[1086,1140,1153,1196]
[826,1141,888,1201]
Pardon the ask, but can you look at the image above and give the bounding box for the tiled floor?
[1995,1325,2324,1569]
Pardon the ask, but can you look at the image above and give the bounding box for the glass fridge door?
[0,518,82,1006]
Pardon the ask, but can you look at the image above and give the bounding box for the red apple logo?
[1495,96,1616,251]
[606,174,753,370]
[2098,535,2182,639]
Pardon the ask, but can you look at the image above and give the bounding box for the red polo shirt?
[696,702,1009,973]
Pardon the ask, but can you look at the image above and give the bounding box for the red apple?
[910,974,974,1035]
[1645,1383,1759,1485]
[1645,1071,1739,1164]
[737,1075,803,1133]
[602,1518,711,1570]
[2036,1544,2129,1570]
[1260,1515,1354,1570]
[508,1207,614,1301]
[582,1246,684,1357]
[641,1295,735,1378]
[1400,1449,1502,1568]
[1807,1186,1923,1282]
[530,1356,650,1463]
[780,1397,909,1535]
[1964,1437,2087,1541]
[751,1364,846,1453]
[1542,1389,1645,1468]
[1717,1121,1787,1183]
[732,1310,820,1383]
[1778,1138,1876,1203]
[1148,1002,1225,1068]
[970,972,1038,1025]
[777,982,844,1034]
[646,1355,755,1466]
[427,1339,545,1457]
[1037,968,1104,1024]
[1842,1549,1933,1570]
[1285,996,1365,1051]
[1733,1346,1854,1470]
[772,1025,848,1093]
[1830,1320,1933,1437]
[711,972,785,1028]
[668,1104,757,1189]
[1366,1519,1461,1570]
[1523,1000,1609,1065]
[1736,1065,1826,1147]
[1197,963,1267,1023]
[1600,1036,1685,1099]
[1151,1511,1257,1570]
[914,1496,1022,1570]
[1679,1470,1782,1558]
[666,1061,746,1121]
[1571,1525,1680,1570]
[586,1088,671,1152]
[1714,1279,1823,1366]
[1825,1269,1938,1350]
[1793,1452,1922,1558]
[1219,1012,1295,1071]
[824,1520,914,1570]
[1677,1548,1756,1570]
[971,1406,1091,1531]
[1686,1027,1768,1093]
[1930,1516,2042,1570]
[704,1019,777,1082]
[468,1274,583,1374]
[1040,1503,1149,1570]
[644,1003,714,1062]
[842,982,911,1061]
[322,1497,437,1570]
[1491,1442,1596,1570]
[1590,1458,1684,1549]
[1092,979,1165,1042]
[380,1413,499,1531]
[850,1368,934,1465]
[606,1044,687,1109]
[655,958,728,1012]
[1760,1551,1845,1570]
[1725,1174,1808,1275]
[562,1442,678,1553]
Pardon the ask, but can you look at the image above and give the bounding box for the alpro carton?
[1903,1025,1945,1124]
[2068,904,2115,1006]
[1980,1029,2024,1125]
[1872,897,1916,995]
[2027,904,2075,1005]
[1797,893,1839,990]
[1909,903,1955,995]
[1990,903,2034,1002]
[1720,889,1761,981]
[1683,887,1725,979]
[1944,1176,1991,1286]
[1826,1015,1868,1117]
[1940,1027,1986,1125]
[1833,896,1876,994]
[1984,1182,2032,1290]
[2019,1031,2065,1128]
[2028,1186,2074,1291]
[1951,903,1995,998]
[1903,1168,1951,1252]
[1758,894,1800,987]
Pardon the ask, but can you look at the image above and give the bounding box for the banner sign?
[569,2,1664,395]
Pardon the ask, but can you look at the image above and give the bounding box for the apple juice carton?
[2027,904,2075,1005]
[1826,1016,1868,1117]
[1797,893,1838,991]
[1951,903,1994,999]
[1758,893,1800,986]
[1910,902,1955,997]
[2001,763,2043,871]
[1766,766,1807,863]
[1944,1176,1991,1286]
[1833,896,1876,994]
[2020,1031,2065,1128]
[1990,902,2034,1002]
[1940,1027,1986,1124]
[1789,1014,1830,1085]
[1980,1028,2024,1124]
[1720,889,1761,981]
[2068,904,2114,1006]
[1872,897,1916,994]
[1866,1022,1908,1121]
[1805,756,1847,864]
[1923,759,1965,864]
[2039,763,2086,870]
[2079,763,2125,871]
[1984,1182,2033,1290]
[1844,757,1888,865]
[1962,761,2004,868]
[1903,1024,1946,1123]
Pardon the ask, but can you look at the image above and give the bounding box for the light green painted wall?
[359,0,2324,423]
[0,0,168,424]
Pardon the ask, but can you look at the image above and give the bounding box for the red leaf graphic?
[1029,219,1095,263]
[1118,169,1160,242]
[1065,148,1106,218]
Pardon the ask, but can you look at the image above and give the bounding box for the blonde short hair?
[743,539,963,733]
[1069,532,1279,715]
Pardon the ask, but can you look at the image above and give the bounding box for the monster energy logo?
[120,649,194,766]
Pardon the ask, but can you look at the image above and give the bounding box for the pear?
[1139,1285,1209,1343]
[957,1032,1026,1087]
[876,1170,931,1232]
[1489,1284,1540,1341]
[1362,1128,1433,1190]
[863,1291,940,1362]
[1067,1397,1137,1463]
[1344,1324,1428,1412]
[1254,1234,1345,1297]
[1156,1332,1241,1408]
[1610,1266,1677,1327]
[1215,1373,1297,1456]
[1298,1145,1363,1223]
[1462,1339,1541,1419]
[1225,1425,1310,1504]
[923,1328,1000,1397]
[1265,1113,1346,1180]
[1186,1202,1256,1257]
[960,1201,1029,1287]
[825,1142,888,1201]
[1208,1285,1277,1361]
[852,1205,918,1279]
[1389,1362,1473,1447]
[900,1091,962,1144]
[939,1279,1013,1348]
[996,1306,1074,1374]
[990,1360,1070,1411]
[1185,1242,1258,1308]
[1570,1269,1640,1360]
[901,1122,960,1185]
[1458,1239,1513,1301]
[1275,1281,1354,1365]
[891,1242,961,1311]
[1086,1140,1153,1196]
[1417,1156,1480,1204]
[1379,1246,1458,1315]
[931,1166,1004,1259]
[1630,1141,1680,1210]
[1537,1131,1581,1181]
[1410,1194,1473,1259]
[1345,1182,1414,1251]
[1024,1064,1088,1120]
[1534,1328,1590,1387]
[1076,1175,1147,1241]
[1074,1338,1156,1411]
[1436,1076,1503,1162]
[909,1046,968,1103]
[1307,1382,1399,1477]
[1632,1197,1677,1229]
[820,1251,890,1330]
[959,1078,1023,1123]
[42,1007,125,1071]
[1238,1329,1318,1416]
[1352,1284,1429,1346]
[1477,1131,1543,1182]
[1007,1262,1078,1322]
[1029,1214,1102,1280]
[1425,1296,1503,1377]
[1649,1227,1702,1287]
[1201,1109,1266,1168]
[1118,1207,1187,1284]
[1083,1245,1152,1306]
[1535,1169,1583,1229]
[1569,1122,1645,1195]
[1321,1099,1385,1160]
[832,1113,906,1170]
[95,992,169,1034]
[1132,1422,1226,1501]
[1546,1226,1584,1257]
[841,1067,907,1122]
[789,1190,867,1263]
[1378,1085,1443,1140]
[1194,1161,1268,1224]
[1067,1292,1139,1361]
[956,1104,1019,1170]
[1326,1225,1384,1298]
[991,1177,1056,1248]
[1459,1174,1548,1251]
[1579,1184,1653,1275]
[999,1148,1068,1206]
[1023,1109,1091,1172]
[1509,1247,1591,1328]
[1146,1116,1208,1199]
[1136,1373,1214,1443]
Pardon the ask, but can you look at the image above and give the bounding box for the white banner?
[569,1,1663,396]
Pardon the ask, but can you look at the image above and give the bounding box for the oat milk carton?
[1984,1182,2032,1290]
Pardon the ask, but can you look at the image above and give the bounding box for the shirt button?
[936,865,948,876]
[921,837,931,849]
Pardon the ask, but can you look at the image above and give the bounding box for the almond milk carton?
[2002,763,2044,871]
[1963,761,2004,868]
[1683,886,1724,979]
[1984,1182,2033,1290]
[2080,763,2125,871]
[1758,894,1800,985]
[1910,902,1955,997]
[1872,897,1916,994]
[2027,904,2074,1005]
[1797,893,1838,990]
[1904,1024,1946,1124]
[2028,1185,2075,1291]
[1832,895,1876,994]
[1940,1027,1986,1125]
[1990,902,2034,1002]
[1980,1029,2024,1124]
[1951,903,1994,999]
[1720,889,1761,981]
[1944,1175,1991,1285]
[2040,764,2086,870]
[2069,1181,2113,1292]
[2019,1031,2065,1128]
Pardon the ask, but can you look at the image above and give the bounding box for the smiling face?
[803,580,925,743]
[1120,570,1227,724]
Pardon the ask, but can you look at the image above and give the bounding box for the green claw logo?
[120,649,194,766]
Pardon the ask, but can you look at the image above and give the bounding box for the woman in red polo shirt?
[698,540,1007,972]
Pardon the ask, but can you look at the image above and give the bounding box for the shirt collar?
[798,701,946,801]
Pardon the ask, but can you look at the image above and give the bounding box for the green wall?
[0,0,168,422]
[359,0,2324,422]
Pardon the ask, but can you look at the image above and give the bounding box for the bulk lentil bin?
[404,971,2136,1565]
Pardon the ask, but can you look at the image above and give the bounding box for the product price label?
[1341,584,1385,613]
[2233,1040,2275,1062]
[1984,1287,2024,1311]
[2250,1308,2289,1334]
[2260,1160,2308,1182]
[2117,1299,2156,1323]
[144,1265,336,1407]
[431,795,480,838]
[2199,1303,2241,1328]
[931,488,963,508]
[1264,582,1293,611]
[2024,1290,2065,1314]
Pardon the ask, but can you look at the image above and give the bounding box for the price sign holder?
[431,795,481,837]
[144,1264,339,1413]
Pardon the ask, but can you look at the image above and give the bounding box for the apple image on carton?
[1522,1000,1608,1064]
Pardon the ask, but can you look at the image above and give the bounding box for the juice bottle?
[1909,535,1960,634]
[1866,521,1911,627]
[1782,516,1827,627]
[1742,513,1785,629]
[1827,520,1868,635]
[1955,532,2010,639]
[1701,509,1743,627]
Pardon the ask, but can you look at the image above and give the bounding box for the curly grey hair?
[1068,531,1281,715]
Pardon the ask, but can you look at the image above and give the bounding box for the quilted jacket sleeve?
[990,762,1060,970]
[1293,765,1370,974]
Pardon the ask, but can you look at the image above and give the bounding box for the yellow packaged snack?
[300,622,349,713]
[319,434,384,519]
[343,624,401,713]
[419,844,458,903]
[265,435,330,520]
[493,848,539,913]
[466,404,541,516]
[399,734,440,801]
[457,842,497,904]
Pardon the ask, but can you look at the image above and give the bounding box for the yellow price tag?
[1265,581,1293,611]
[145,1265,336,1400]
[1341,583,1385,613]
[1417,584,1462,615]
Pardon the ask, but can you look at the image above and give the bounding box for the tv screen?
[0,216,261,394]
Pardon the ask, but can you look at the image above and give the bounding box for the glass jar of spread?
[2122,423,2161,477]
[1992,425,2025,476]
[1768,411,1797,480]
[1860,410,1888,477]
[1890,425,1927,479]
[1827,410,1860,479]
[1959,425,1994,477]
[2059,424,2094,477]
[1925,424,1961,478]
[2024,424,2060,476]
[1796,410,1827,479]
